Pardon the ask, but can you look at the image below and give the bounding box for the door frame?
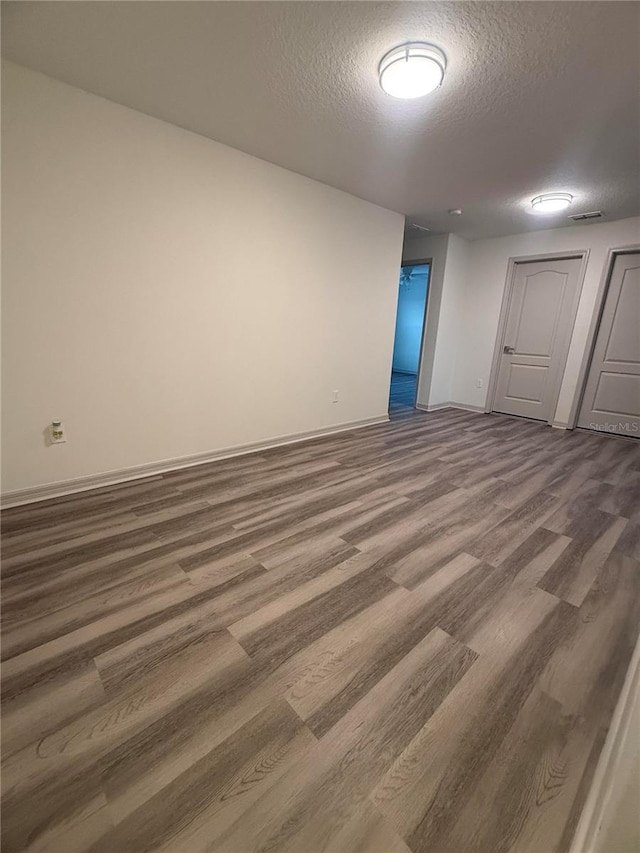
[485,249,589,426]
[391,258,432,409]
[566,244,640,430]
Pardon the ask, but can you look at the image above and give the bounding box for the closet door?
[492,257,583,421]
[578,252,640,438]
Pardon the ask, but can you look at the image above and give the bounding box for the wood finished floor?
[2,408,640,853]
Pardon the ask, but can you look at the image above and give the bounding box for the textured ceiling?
[2,1,639,240]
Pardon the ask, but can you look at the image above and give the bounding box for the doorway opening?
[389,263,430,416]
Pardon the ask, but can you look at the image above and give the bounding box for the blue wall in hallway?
[391,264,429,374]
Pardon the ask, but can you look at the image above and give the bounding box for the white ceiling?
[2,1,639,240]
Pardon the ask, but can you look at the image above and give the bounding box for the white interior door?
[492,256,583,421]
[577,252,640,438]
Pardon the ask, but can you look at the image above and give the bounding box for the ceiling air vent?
[568,211,604,221]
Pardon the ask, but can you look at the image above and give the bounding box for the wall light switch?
[332,390,339,403]
[476,378,484,389]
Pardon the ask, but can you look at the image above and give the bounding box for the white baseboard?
[1,414,390,508]
[552,420,570,430]
[417,401,485,414]
[450,401,485,413]
[570,632,640,853]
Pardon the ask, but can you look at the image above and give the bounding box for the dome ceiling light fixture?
[531,192,574,214]
[378,42,446,99]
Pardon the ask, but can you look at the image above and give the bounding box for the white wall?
[1,62,404,497]
[453,217,640,421]
[403,233,447,407]
[429,234,470,407]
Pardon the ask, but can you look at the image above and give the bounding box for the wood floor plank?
[90,699,317,853]
[465,490,560,565]
[382,504,510,589]
[213,627,476,853]
[0,565,259,700]
[615,519,640,560]
[228,549,375,643]
[441,687,597,853]
[1,563,192,659]
[370,591,573,849]
[236,563,399,671]
[324,799,413,853]
[98,654,274,823]
[284,553,479,737]
[538,549,640,718]
[4,630,249,796]
[1,659,106,758]
[2,767,112,853]
[2,407,639,853]
[537,515,628,606]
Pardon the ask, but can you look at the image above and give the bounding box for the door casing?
[485,250,589,426]
[567,244,640,431]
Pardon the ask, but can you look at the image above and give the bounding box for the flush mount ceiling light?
[379,42,446,99]
[531,193,574,214]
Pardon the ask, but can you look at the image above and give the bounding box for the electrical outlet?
[50,420,67,444]
[476,378,484,389]
[332,390,339,403]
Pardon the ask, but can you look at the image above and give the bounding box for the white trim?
[0,415,389,508]
[450,401,485,413]
[417,401,485,413]
[570,632,640,853]
[551,421,569,430]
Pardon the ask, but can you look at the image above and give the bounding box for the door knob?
[503,345,515,354]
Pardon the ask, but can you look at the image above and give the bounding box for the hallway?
[389,371,417,415]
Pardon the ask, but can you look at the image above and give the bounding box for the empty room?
[2,2,640,852]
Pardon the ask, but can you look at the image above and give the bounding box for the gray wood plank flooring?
[2,408,639,852]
